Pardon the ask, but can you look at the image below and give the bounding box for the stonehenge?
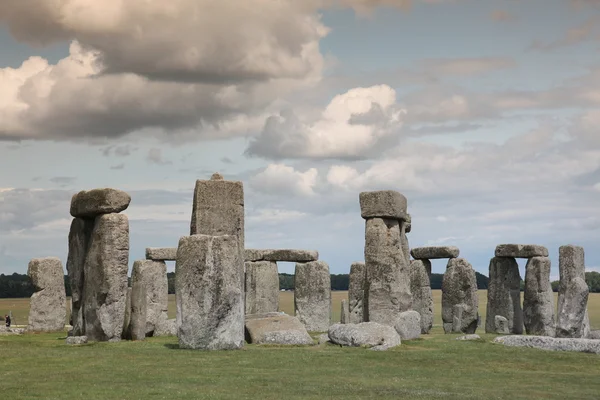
[523,256,556,336]
[294,261,332,332]
[130,260,169,336]
[245,313,313,345]
[340,299,349,324]
[27,257,67,332]
[442,258,479,334]
[409,259,433,334]
[486,256,523,334]
[556,245,590,338]
[348,262,366,324]
[245,261,279,315]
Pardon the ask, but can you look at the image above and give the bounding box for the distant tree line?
[2,271,600,298]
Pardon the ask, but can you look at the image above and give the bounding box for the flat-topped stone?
[411,246,460,260]
[244,249,318,262]
[70,188,131,218]
[328,322,401,351]
[495,244,548,258]
[359,191,408,220]
[145,247,177,261]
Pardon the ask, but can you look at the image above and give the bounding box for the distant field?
[3,290,599,330]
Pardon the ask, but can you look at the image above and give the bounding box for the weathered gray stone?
[404,214,412,233]
[245,313,313,345]
[70,188,131,218]
[294,261,331,332]
[122,287,132,340]
[364,217,411,326]
[523,256,556,337]
[589,330,600,340]
[410,246,460,260]
[328,322,401,351]
[340,299,349,324]
[83,213,129,342]
[485,257,523,334]
[66,217,94,336]
[245,261,279,315]
[176,234,244,350]
[129,279,147,341]
[359,191,408,220]
[27,257,67,332]
[244,249,265,262]
[261,249,318,262]
[131,260,169,336]
[394,310,421,340]
[400,221,410,267]
[456,334,481,341]
[494,335,600,354]
[348,262,365,324]
[495,244,548,258]
[494,315,509,334]
[410,259,433,334]
[190,176,244,255]
[318,333,330,345]
[66,336,88,345]
[442,258,479,334]
[145,247,177,261]
[154,319,177,336]
[0,327,25,336]
[557,245,590,338]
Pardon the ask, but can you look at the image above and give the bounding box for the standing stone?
[122,287,132,340]
[340,299,349,324]
[66,217,94,336]
[442,258,479,334]
[129,280,147,341]
[394,310,421,340]
[364,217,411,326]
[70,188,131,218]
[27,257,67,332]
[410,259,433,334]
[557,245,590,338]
[485,257,523,334]
[245,261,279,315]
[176,234,244,350]
[523,256,555,337]
[348,262,365,324]
[83,213,129,342]
[131,260,169,336]
[294,261,332,332]
[400,219,410,267]
[190,174,244,255]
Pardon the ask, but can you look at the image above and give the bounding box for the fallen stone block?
[494,335,600,354]
[66,336,88,345]
[70,188,131,218]
[359,190,408,220]
[495,244,548,258]
[245,313,313,345]
[145,247,177,261]
[328,322,401,351]
[456,334,481,341]
[394,310,421,340]
[410,246,460,260]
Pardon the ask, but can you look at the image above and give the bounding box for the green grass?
[2,292,600,399]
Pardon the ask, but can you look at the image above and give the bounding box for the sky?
[1,0,600,281]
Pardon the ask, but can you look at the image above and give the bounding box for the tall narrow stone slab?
[400,220,410,267]
[485,257,523,334]
[364,217,411,325]
[190,174,244,254]
[523,256,555,336]
[340,299,349,324]
[131,260,169,336]
[245,261,279,315]
[348,262,365,324]
[442,258,478,334]
[294,261,332,332]
[66,217,94,336]
[557,245,590,338]
[410,259,433,334]
[83,213,129,342]
[122,287,132,340]
[176,234,244,350]
[129,280,147,341]
[27,257,67,332]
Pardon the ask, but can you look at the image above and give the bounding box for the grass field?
[1,292,600,399]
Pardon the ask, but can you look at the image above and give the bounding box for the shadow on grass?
[164,343,180,349]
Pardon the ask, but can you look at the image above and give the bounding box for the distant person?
[5,315,10,327]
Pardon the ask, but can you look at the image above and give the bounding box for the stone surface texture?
[129,280,147,341]
[348,262,365,324]
[245,313,313,345]
[27,257,67,332]
[131,260,169,336]
[523,256,556,336]
[145,247,177,261]
[442,258,479,334]
[495,244,549,258]
[340,299,349,324]
[494,335,600,354]
[456,334,481,341]
[410,246,460,260]
[82,213,129,342]
[294,261,331,332]
[154,319,178,336]
[122,287,132,339]
[485,257,523,334]
[410,259,433,334]
[176,234,244,350]
[359,191,408,220]
[70,188,131,218]
[557,245,590,338]
[494,315,509,334]
[245,261,279,315]
[394,310,421,340]
[327,322,401,351]
[66,336,88,345]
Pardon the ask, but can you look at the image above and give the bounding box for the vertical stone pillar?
[131,260,169,336]
[360,191,411,327]
[176,234,244,350]
[129,279,147,341]
[340,299,349,324]
[245,261,279,314]
[523,256,555,336]
[557,245,590,338]
[66,218,94,336]
[27,257,67,332]
[348,261,365,324]
[485,257,523,334]
[442,258,478,334]
[410,259,433,334]
[294,261,332,332]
